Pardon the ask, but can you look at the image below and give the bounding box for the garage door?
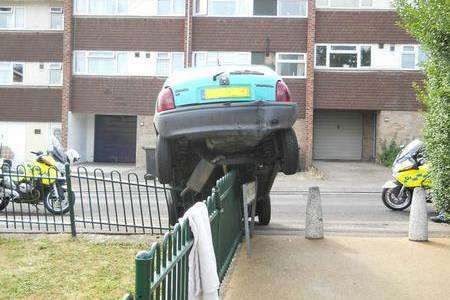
[313,111,363,160]
[94,115,137,163]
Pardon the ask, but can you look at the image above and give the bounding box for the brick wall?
[314,71,424,111]
[73,18,185,51]
[316,11,416,44]
[0,32,63,61]
[0,88,62,122]
[192,17,308,52]
[71,77,164,115]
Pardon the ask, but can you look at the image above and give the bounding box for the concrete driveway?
[273,160,391,193]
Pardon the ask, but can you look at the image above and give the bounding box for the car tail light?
[156,87,175,113]
[276,80,292,102]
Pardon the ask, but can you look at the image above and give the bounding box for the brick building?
[0,0,424,168]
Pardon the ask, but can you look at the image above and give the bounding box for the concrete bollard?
[305,186,324,239]
[409,187,428,242]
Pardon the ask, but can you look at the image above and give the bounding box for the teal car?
[154,65,299,225]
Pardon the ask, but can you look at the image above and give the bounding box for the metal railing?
[0,163,171,235]
[128,169,243,300]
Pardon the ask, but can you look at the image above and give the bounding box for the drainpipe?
[61,0,73,149]
[184,0,193,67]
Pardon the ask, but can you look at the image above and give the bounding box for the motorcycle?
[0,137,80,214]
[381,139,431,211]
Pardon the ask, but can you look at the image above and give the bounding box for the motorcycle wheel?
[43,190,74,214]
[382,186,412,211]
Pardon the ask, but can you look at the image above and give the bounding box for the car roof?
[164,65,279,87]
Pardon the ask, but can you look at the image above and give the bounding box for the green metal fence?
[129,169,243,300]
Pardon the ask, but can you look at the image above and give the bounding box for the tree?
[395,0,450,219]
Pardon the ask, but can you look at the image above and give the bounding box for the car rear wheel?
[279,128,299,175]
[155,136,173,184]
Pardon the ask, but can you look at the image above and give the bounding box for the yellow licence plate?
[203,87,250,100]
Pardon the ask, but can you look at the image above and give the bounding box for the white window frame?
[49,63,63,85]
[0,6,25,30]
[156,0,186,16]
[155,52,185,76]
[314,44,372,69]
[87,51,116,75]
[275,52,307,78]
[75,0,129,16]
[207,0,239,17]
[0,62,12,85]
[400,45,420,70]
[276,0,308,18]
[50,7,64,30]
[316,0,374,9]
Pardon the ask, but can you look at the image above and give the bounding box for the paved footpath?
[222,235,450,300]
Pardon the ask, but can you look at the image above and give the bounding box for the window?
[0,6,24,29]
[253,0,306,17]
[315,44,371,68]
[75,0,128,15]
[401,45,416,69]
[13,63,23,83]
[418,47,427,65]
[156,52,185,76]
[157,0,185,15]
[74,52,87,73]
[0,62,10,84]
[116,52,128,75]
[316,0,373,8]
[0,7,13,28]
[209,0,237,15]
[360,46,371,67]
[277,0,307,17]
[330,45,357,68]
[192,52,251,67]
[88,51,115,75]
[50,8,63,30]
[315,45,327,66]
[276,53,306,77]
[49,63,62,85]
[252,52,276,70]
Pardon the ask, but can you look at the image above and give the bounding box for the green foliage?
[379,140,402,167]
[396,0,450,215]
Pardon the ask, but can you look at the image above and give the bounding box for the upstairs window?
[157,0,185,15]
[316,0,373,8]
[0,6,24,29]
[276,53,306,77]
[315,44,371,68]
[75,0,128,15]
[0,62,24,84]
[209,0,238,16]
[253,0,307,17]
[49,63,63,85]
[50,8,64,30]
[88,51,115,75]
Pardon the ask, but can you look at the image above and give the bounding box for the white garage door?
[313,111,363,160]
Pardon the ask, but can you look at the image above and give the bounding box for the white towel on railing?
[181,201,220,300]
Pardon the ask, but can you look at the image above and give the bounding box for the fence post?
[135,251,152,300]
[305,186,324,239]
[65,164,77,237]
[409,187,428,242]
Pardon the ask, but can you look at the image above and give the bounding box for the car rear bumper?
[154,101,298,140]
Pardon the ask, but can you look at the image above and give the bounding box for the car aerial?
[153,65,299,225]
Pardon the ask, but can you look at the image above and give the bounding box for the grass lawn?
[0,234,155,299]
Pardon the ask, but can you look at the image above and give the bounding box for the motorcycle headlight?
[393,158,415,173]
